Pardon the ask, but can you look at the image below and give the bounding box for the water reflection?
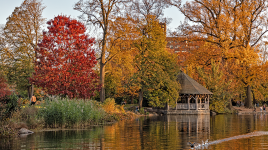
[2,114,268,150]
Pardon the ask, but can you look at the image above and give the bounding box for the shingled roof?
[177,71,213,95]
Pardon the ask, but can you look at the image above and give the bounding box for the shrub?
[139,107,145,114]
[210,100,229,113]
[102,98,126,114]
[0,94,19,120]
[8,105,44,129]
[39,97,106,128]
[0,125,16,138]
[102,98,116,113]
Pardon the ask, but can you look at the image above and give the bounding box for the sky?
[0,0,185,31]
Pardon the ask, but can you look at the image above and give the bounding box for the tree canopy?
[30,15,99,99]
[133,15,180,108]
[0,0,45,99]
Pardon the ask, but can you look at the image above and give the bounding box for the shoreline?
[233,106,267,115]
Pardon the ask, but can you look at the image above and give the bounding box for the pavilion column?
[176,98,178,110]
[199,96,201,109]
[166,102,169,110]
[204,97,207,109]
[208,95,210,110]
[195,95,198,110]
[187,95,190,110]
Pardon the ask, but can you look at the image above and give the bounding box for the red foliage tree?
[0,75,11,99]
[30,15,99,99]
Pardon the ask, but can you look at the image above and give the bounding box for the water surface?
[1,114,268,150]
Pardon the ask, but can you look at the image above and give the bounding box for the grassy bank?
[0,96,138,138]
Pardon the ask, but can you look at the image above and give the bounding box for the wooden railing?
[198,103,209,110]
[176,103,209,110]
[176,103,188,109]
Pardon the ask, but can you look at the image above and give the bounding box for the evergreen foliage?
[196,60,234,113]
[133,15,180,108]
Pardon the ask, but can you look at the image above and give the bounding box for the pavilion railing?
[176,103,209,110]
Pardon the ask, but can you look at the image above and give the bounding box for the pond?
[1,114,268,150]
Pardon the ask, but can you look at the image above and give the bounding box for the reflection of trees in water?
[209,114,268,150]
[4,115,268,149]
[42,128,104,149]
[135,115,210,149]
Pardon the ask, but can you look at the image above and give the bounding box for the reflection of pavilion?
[166,115,210,147]
[160,71,213,115]
[166,115,210,134]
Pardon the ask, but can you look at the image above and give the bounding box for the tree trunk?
[100,62,105,102]
[245,85,253,108]
[99,26,108,103]
[131,95,134,104]
[252,91,256,105]
[28,84,34,102]
[28,86,31,100]
[139,89,143,109]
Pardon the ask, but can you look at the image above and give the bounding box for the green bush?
[39,97,106,128]
[139,108,145,114]
[0,94,19,120]
[7,105,44,129]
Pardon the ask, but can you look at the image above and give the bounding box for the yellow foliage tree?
[1,0,45,99]
[169,0,268,108]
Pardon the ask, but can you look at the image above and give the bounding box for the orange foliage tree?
[104,16,140,103]
[169,0,268,108]
[30,15,99,99]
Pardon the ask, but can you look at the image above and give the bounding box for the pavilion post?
[199,96,201,109]
[166,102,169,110]
[187,95,190,110]
[207,95,210,110]
[176,98,178,110]
[195,95,198,110]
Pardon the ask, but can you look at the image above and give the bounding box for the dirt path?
[233,106,267,114]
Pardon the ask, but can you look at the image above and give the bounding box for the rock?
[210,111,217,116]
[18,128,34,135]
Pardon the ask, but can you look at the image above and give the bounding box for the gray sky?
[0,0,185,31]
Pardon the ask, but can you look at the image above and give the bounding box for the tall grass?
[39,97,106,128]
[102,98,125,113]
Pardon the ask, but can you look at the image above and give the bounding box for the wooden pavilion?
[161,71,213,115]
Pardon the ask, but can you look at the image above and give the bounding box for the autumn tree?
[196,60,238,113]
[30,15,99,99]
[169,0,268,108]
[1,0,45,100]
[74,0,132,102]
[104,16,140,102]
[0,74,11,99]
[131,0,168,20]
[133,15,180,108]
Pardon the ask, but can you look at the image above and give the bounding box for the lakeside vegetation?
[2,0,268,141]
[0,95,138,138]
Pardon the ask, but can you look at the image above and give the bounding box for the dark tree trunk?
[28,84,34,102]
[139,89,143,109]
[131,95,134,104]
[252,91,256,105]
[245,85,253,108]
[100,62,105,102]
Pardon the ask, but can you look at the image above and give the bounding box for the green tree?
[1,0,45,100]
[196,60,235,113]
[133,15,180,108]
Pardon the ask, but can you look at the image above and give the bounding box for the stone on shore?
[18,128,34,135]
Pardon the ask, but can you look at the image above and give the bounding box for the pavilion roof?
[177,71,213,95]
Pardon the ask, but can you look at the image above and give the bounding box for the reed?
[39,97,106,128]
